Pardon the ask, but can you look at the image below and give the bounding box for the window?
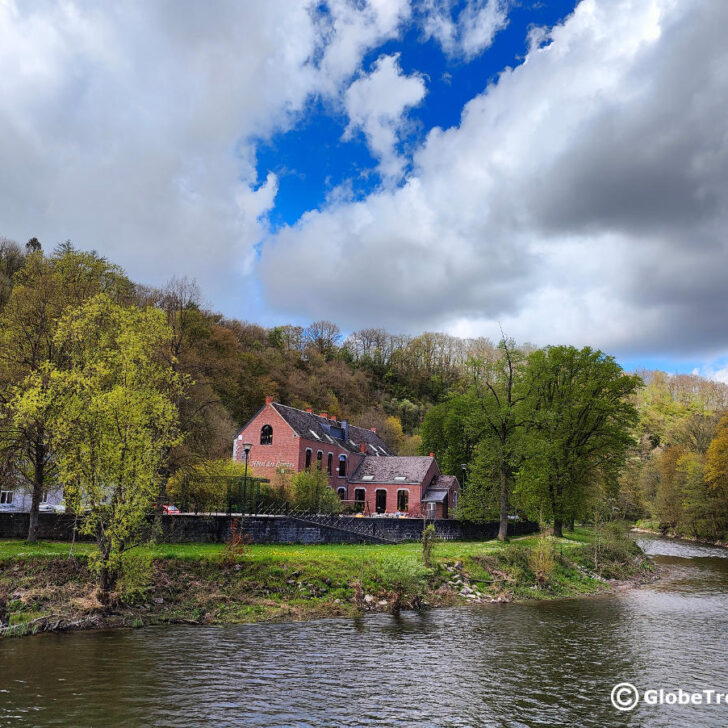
[394,476,406,482]
[41,492,49,504]
[338,455,347,477]
[375,489,387,514]
[305,448,312,471]
[337,487,346,500]
[327,453,333,475]
[260,425,273,445]
[453,492,458,508]
[362,475,374,481]
[353,488,366,513]
[397,490,409,512]
[0,490,14,505]
[316,450,323,470]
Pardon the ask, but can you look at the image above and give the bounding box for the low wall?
[0,512,539,545]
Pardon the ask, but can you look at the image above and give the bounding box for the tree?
[517,346,641,537]
[467,340,526,540]
[16,294,183,597]
[304,320,341,358]
[0,249,133,541]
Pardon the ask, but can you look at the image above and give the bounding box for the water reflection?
[2,536,728,727]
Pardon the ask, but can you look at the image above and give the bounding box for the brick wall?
[233,402,364,492]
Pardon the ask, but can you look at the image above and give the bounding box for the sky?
[1,0,727,381]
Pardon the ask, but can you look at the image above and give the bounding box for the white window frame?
[396,488,409,513]
[0,490,14,505]
[338,454,347,478]
[305,448,312,471]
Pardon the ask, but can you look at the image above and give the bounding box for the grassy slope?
[0,529,653,635]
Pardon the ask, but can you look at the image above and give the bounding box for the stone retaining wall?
[0,512,539,544]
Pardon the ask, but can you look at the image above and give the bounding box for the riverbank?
[0,529,654,637]
[633,520,728,548]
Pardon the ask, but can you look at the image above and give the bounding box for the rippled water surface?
[2,535,728,727]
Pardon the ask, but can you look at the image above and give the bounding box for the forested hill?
[0,238,521,461]
[2,238,728,540]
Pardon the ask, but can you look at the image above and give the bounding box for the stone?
[364,594,375,604]
[459,587,473,596]
[154,597,164,604]
[378,600,388,607]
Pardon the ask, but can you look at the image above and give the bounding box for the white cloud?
[421,0,509,60]
[344,54,427,180]
[0,0,410,310]
[259,0,728,359]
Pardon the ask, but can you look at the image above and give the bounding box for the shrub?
[220,518,252,568]
[291,469,341,513]
[117,552,153,604]
[422,524,436,568]
[528,537,555,586]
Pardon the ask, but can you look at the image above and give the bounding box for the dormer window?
[260,425,273,445]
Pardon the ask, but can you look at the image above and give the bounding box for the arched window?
[260,425,273,445]
[397,490,409,512]
[305,448,312,471]
[337,487,346,500]
[327,453,333,475]
[354,488,366,513]
[338,455,347,477]
[375,489,387,514]
[316,450,323,469]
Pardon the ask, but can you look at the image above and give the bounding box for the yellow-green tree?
[15,294,182,597]
[0,249,133,541]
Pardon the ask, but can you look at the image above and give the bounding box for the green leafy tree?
[517,346,641,537]
[15,294,182,598]
[0,249,132,541]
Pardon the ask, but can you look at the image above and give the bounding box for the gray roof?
[421,489,449,503]
[422,474,460,501]
[349,456,435,484]
[271,403,392,456]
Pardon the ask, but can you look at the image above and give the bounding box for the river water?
[2,535,728,727]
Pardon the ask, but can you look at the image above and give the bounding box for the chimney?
[370,427,377,433]
[429,452,435,458]
[341,420,349,441]
[265,395,273,406]
[305,407,313,414]
[319,412,328,419]
[330,415,337,422]
[360,442,366,453]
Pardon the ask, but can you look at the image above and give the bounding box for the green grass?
[0,536,547,563]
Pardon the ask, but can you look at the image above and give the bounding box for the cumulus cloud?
[344,54,427,180]
[259,0,728,359]
[420,0,509,60]
[0,0,410,309]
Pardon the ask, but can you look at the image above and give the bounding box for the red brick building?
[233,398,460,518]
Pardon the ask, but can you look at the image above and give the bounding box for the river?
[2,534,728,726]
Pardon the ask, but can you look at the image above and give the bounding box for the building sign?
[250,461,295,470]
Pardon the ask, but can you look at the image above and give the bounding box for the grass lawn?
[0,531,591,563]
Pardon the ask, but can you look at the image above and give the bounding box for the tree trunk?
[568,516,575,532]
[553,515,563,539]
[26,439,45,543]
[498,462,508,541]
